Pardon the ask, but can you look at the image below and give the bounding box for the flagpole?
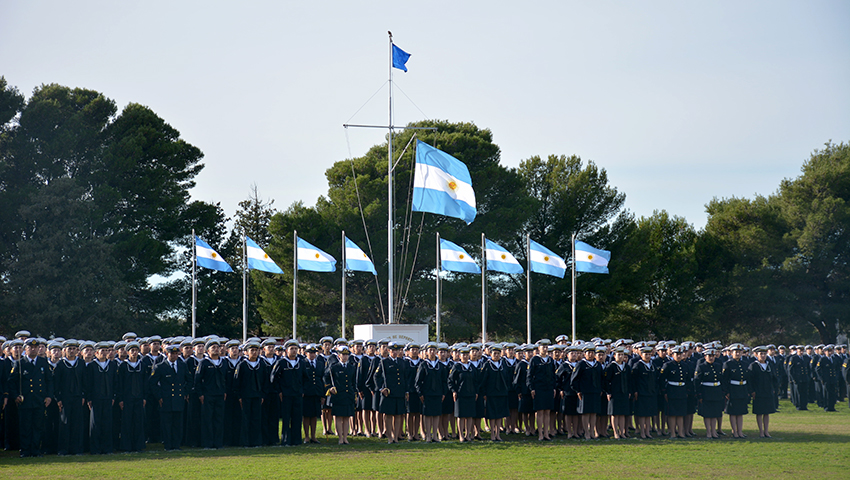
[192,229,197,338]
[387,31,395,325]
[243,232,248,343]
[481,233,487,344]
[571,233,577,342]
[342,230,347,338]
[526,234,531,344]
[293,230,298,340]
[436,232,441,342]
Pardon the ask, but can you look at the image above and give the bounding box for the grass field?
[1,400,849,479]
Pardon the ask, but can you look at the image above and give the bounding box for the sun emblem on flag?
[500,254,507,260]
[448,181,458,191]
[362,253,368,259]
[459,254,465,260]
[264,254,269,259]
[543,256,550,262]
[587,254,593,260]
[315,253,320,259]
[211,253,217,259]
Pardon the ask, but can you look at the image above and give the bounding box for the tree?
[0,80,214,338]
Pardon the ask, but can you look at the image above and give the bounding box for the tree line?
[1,79,846,344]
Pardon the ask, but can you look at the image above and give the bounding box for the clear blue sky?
[2,1,848,230]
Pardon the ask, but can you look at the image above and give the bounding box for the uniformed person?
[816,345,838,412]
[301,344,325,443]
[480,343,510,442]
[148,344,193,451]
[233,340,266,448]
[116,341,148,452]
[694,348,724,438]
[377,341,408,444]
[325,345,357,445]
[223,339,242,446]
[356,339,377,438]
[271,339,307,447]
[8,338,54,457]
[195,338,227,449]
[722,344,749,438]
[570,343,603,440]
[53,339,86,455]
[603,346,630,439]
[748,346,778,437]
[448,346,477,442]
[527,339,556,441]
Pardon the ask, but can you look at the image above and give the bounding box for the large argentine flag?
[344,237,377,275]
[485,239,523,274]
[297,237,336,272]
[412,141,476,224]
[528,239,566,278]
[575,240,611,274]
[195,236,233,272]
[440,239,481,274]
[246,236,284,274]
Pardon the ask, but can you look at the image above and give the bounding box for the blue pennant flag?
[440,239,481,274]
[392,44,411,72]
[528,239,566,278]
[412,141,477,224]
[195,236,233,272]
[575,240,611,274]
[246,236,284,274]
[485,239,523,274]
[296,237,337,272]
[344,237,377,275]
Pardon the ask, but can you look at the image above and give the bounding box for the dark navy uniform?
[660,359,689,417]
[271,356,307,446]
[748,361,777,414]
[377,356,407,415]
[415,359,448,417]
[233,359,268,447]
[8,355,54,457]
[480,359,510,420]
[148,358,193,450]
[527,356,556,412]
[85,359,117,454]
[570,358,603,415]
[816,354,838,411]
[448,362,478,418]
[325,360,357,417]
[54,357,86,455]
[630,360,658,417]
[721,358,749,415]
[194,357,227,448]
[223,356,242,446]
[603,361,630,416]
[116,359,148,452]
[694,361,723,418]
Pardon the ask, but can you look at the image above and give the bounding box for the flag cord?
[345,127,386,323]
[395,133,419,313]
[344,81,390,125]
[396,212,425,322]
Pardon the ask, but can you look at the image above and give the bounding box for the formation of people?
[2,329,849,458]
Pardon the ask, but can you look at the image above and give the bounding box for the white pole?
[526,234,531,344]
[192,229,197,338]
[342,230,346,338]
[388,31,395,325]
[293,230,298,340]
[481,233,487,344]
[571,233,577,342]
[243,232,248,343]
[436,232,441,342]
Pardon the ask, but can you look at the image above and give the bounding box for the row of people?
[2,330,849,457]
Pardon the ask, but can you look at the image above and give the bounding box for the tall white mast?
[388,31,395,324]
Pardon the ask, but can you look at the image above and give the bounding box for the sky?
[2,1,848,231]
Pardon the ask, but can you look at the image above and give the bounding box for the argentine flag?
[195,236,233,272]
[575,241,611,274]
[297,237,336,272]
[440,239,481,274]
[344,237,377,275]
[412,141,477,224]
[246,236,284,274]
[485,239,523,274]
[528,239,566,278]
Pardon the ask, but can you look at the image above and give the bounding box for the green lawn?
[2,400,849,479]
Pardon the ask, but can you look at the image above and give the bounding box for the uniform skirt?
[379,396,406,416]
[533,388,555,412]
[698,399,724,418]
[508,393,519,410]
[422,395,443,417]
[752,394,776,415]
[407,392,422,414]
[331,396,356,417]
[442,393,455,415]
[577,394,602,415]
[303,395,323,418]
[371,391,381,411]
[666,396,687,417]
[359,390,374,411]
[608,393,630,416]
[634,394,657,417]
[485,395,509,420]
[455,395,477,418]
[687,394,698,415]
[562,394,579,416]
[724,396,749,416]
[519,394,534,414]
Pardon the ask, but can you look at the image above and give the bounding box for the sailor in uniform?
[694,348,723,438]
[325,345,357,445]
[722,344,750,438]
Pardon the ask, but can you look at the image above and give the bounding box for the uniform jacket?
[148,358,193,411]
